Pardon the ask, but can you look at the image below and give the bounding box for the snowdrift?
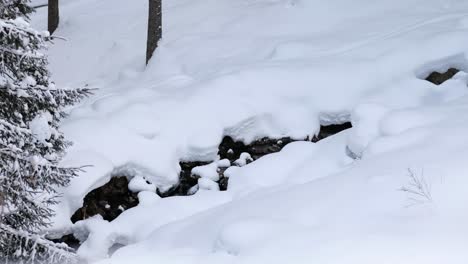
[29,0,468,263]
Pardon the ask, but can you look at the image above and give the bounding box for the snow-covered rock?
[28,0,468,262]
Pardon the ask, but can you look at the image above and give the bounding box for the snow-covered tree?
[0,0,89,263]
[0,0,33,20]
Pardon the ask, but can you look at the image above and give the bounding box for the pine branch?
[0,224,77,264]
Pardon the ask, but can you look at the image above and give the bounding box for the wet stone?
[159,122,353,196]
[425,68,460,85]
[70,176,139,223]
[311,122,352,142]
[76,122,354,212]
[218,136,296,162]
[158,161,211,197]
[218,175,229,191]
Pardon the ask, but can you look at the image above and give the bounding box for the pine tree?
[0,0,90,263]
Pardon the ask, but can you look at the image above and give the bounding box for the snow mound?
[28,0,468,262]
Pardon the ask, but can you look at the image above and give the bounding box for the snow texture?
[28,0,468,263]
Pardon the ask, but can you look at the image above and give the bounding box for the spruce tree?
[0,0,90,263]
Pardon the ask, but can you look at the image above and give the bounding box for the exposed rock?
[71,177,139,223]
[218,136,295,162]
[159,122,353,196]
[218,175,229,191]
[425,68,460,85]
[158,161,211,197]
[75,122,353,216]
[311,122,352,142]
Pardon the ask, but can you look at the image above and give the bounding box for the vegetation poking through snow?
[400,169,433,207]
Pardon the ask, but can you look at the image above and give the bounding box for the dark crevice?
[61,177,139,249]
[65,121,352,249]
[157,161,211,197]
[70,177,139,223]
[161,122,352,197]
[71,122,353,215]
[311,122,353,142]
[218,136,296,162]
[425,68,460,85]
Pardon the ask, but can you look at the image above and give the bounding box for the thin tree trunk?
[146,0,162,64]
[48,0,59,34]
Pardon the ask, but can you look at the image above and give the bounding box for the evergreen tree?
[0,0,90,263]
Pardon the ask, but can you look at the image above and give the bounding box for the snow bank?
[102,96,468,264]
[75,190,232,261]
[28,0,468,262]
[191,159,230,182]
[31,0,468,220]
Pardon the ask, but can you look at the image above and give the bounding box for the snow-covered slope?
[31,0,468,263]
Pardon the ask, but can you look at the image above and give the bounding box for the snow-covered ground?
[31,0,468,263]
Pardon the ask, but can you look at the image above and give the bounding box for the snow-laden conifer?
[0,1,90,263]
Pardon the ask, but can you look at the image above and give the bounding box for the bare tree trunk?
[48,0,59,34]
[146,0,162,64]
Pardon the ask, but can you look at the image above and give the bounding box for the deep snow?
[29,0,468,263]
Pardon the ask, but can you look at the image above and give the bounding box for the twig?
[33,4,48,9]
[50,35,68,41]
[399,168,433,207]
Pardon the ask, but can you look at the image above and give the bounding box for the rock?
[311,122,352,142]
[70,177,139,223]
[159,122,353,197]
[158,161,211,197]
[215,122,352,192]
[218,136,295,162]
[71,121,353,230]
[425,68,460,85]
[218,174,229,191]
[246,137,296,160]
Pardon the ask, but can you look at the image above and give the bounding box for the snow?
[74,190,232,261]
[191,159,230,182]
[128,176,157,193]
[29,111,54,146]
[228,134,352,198]
[197,178,220,191]
[346,103,389,158]
[233,153,252,167]
[27,0,468,263]
[191,162,219,181]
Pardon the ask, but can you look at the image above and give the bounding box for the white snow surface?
[234,153,253,166]
[29,111,54,146]
[30,0,468,263]
[192,159,230,182]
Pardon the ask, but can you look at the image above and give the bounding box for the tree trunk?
[146,0,162,64]
[48,0,59,34]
